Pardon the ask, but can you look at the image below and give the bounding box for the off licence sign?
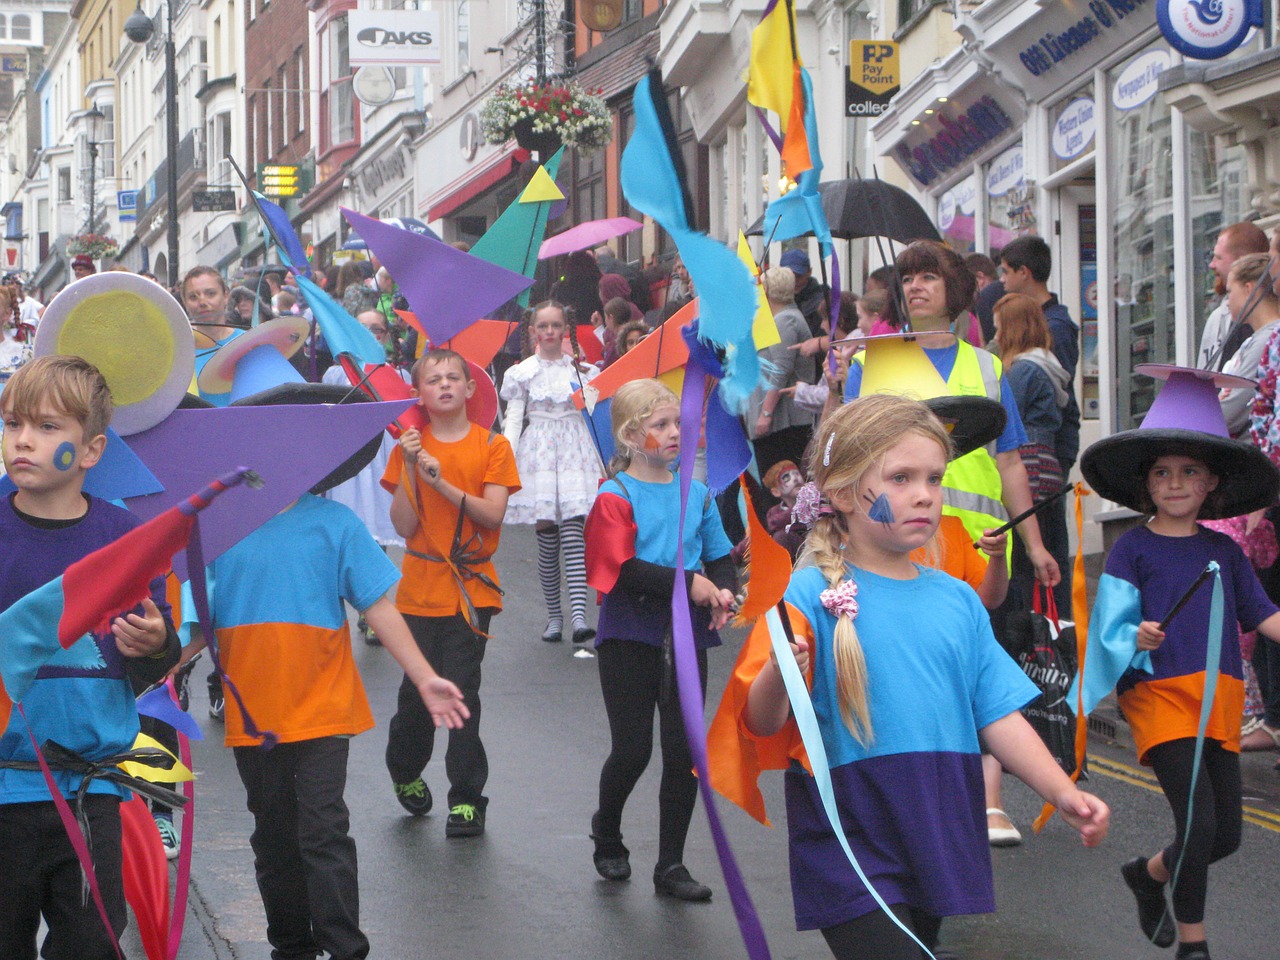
[847,41,899,118]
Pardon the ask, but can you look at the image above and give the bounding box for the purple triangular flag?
[341,207,533,342]
[123,399,414,580]
[136,685,204,741]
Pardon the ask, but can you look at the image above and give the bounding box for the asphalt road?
[120,525,1280,959]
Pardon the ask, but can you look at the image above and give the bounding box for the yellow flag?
[747,0,800,128]
[119,732,194,783]
[736,233,781,350]
[520,166,565,203]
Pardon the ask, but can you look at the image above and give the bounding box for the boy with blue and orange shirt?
[382,348,520,837]
[0,355,179,959]
[184,414,469,960]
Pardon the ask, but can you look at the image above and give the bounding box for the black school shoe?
[591,815,631,881]
[653,864,712,902]
[1120,856,1175,948]
[446,803,485,837]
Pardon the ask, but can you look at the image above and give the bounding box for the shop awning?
[427,152,521,221]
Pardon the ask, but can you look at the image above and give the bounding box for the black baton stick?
[1157,564,1215,633]
[973,484,1072,549]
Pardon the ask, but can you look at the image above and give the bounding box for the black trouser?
[595,639,707,870]
[820,903,941,960]
[0,795,126,960]
[1147,737,1242,925]
[1251,634,1280,727]
[234,737,367,960]
[385,610,492,809]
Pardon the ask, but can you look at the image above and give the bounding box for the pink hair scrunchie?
[819,579,859,620]
[790,481,831,528]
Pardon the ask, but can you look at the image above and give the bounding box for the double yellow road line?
[1087,754,1280,834]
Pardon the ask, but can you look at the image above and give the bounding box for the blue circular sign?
[1157,0,1259,60]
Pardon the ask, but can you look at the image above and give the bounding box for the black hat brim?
[925,395,1008,460]
[229,382,383,495]
[1081,428,1280,520]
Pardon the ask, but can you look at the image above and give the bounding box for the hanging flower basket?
[66,233,119,260]
[480,81,613,152]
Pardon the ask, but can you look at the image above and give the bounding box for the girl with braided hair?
[500,301,604,644]
[720,394,1109,960]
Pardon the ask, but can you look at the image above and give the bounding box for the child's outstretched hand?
[416,676,470,730]
[112,597,168,657]
[976,528,1008,560]
[1136,620,1166,651]
[691,574,735,628]
[1053,788,1110,847]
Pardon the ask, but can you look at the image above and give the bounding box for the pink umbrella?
[538,216,643,260]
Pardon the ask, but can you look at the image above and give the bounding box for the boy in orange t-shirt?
[382,349,521,837]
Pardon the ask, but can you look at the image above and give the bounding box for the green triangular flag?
[470,147,565,307]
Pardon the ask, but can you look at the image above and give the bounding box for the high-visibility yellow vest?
[853,340,1008,546]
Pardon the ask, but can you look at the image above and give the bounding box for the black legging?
[1147,737,1242,925]
[820,903,941,960]
[595,639,707,871]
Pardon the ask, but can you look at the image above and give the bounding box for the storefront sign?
[1112,49,1171,109]
[1018,0,1153,80]
[193,190,237,212]
[349,10,441,66]
[358,148,408,199]
[846,41,899,117]
[1157,0,1262,60]
[117,190,138,223]
[986,144,1025,198]
[937,178,977,231]
[1052,98,1096,160]
[894,96,1016,187]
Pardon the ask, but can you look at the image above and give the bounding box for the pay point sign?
[847,41,899,118]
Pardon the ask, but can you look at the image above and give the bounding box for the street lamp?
[124,2,179,289]
[84,104,105,233]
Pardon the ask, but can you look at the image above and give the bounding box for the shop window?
[1050,86,1095,175]
[896,0,942,34]
[1109,64,1175,429]
[1189,140,1249,352]
[985,143,1032,255]
[573,140,606,226]
[938,175,977,255]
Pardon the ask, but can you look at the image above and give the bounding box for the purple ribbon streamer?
[754,106,784,154]
[672,358,772,960]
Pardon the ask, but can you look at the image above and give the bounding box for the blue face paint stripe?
[53,441,77,471]
[866,491,894,526]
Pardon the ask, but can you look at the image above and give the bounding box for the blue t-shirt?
[780,563,1037,929]
[844,342,1028,453]
[0,494,171,803]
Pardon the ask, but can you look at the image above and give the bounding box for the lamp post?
[84,104,105,233]
[125,2,179,288]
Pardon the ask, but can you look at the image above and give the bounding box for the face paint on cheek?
[643,432,660,452]
[54,441,77,471]
[864,491,895,527]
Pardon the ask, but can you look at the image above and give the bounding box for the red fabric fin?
[120,794,170,960]
[58,510,193,647]
[584,492,637,594]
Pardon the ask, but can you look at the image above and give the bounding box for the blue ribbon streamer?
[1164,561,1223,921]
[672,358,772,960]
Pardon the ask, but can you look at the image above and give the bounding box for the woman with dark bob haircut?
[893,239,976,327]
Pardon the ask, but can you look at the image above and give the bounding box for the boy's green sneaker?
[445,803,485,838]
[393,778,432,816]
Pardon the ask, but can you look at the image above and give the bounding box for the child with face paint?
[583,379,738,902]
[0,356,180,959]
[718,394,1108,960]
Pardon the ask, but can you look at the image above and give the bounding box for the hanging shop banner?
[1157,0,1263,60]
[986,144,1025,198]
[1052,98,1096,160]
[349,9,442,66]
[117,190,138,223]
[846,41,900,118]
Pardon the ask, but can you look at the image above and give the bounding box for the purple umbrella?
[538,216,643,260]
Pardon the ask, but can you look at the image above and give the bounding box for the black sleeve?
[614,557,689,596]
[125,624,182,692]
[704,554,739,594]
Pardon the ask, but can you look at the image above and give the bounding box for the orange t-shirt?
[382,424,521,617]
[912,514,987,591]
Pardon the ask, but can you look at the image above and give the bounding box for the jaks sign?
[349,10,442,66]
[1156,0,1263,59]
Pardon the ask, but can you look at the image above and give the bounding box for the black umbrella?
[745,178,940,243]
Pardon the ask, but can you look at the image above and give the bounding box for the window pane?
[1189,139,1249,353]
[938,175,976,254]
[986,143,1033,253]
[1109,68,1174,428]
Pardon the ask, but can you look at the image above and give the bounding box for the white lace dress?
[500,354,603,523]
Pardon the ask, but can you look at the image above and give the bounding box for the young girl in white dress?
[501,301,604,644]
